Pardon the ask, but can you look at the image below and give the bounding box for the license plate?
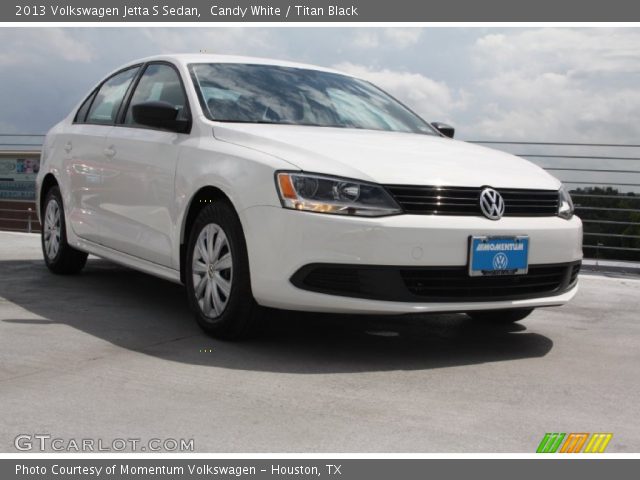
[468,236,529,277]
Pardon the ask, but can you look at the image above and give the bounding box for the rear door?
[97,62,191,267]
[64,66,139,243]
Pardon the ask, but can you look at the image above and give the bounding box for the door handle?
[64,142,72,153]
[104,146,116,158]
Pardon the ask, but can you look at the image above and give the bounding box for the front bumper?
[241,206,583,314]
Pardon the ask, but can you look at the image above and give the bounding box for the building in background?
[0,135,42,232]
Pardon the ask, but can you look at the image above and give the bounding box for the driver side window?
[124,63,189,126]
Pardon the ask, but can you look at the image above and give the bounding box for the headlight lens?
[558,185,574,219]
[276,172,402,217]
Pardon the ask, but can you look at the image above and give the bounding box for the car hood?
[212,123,561,190]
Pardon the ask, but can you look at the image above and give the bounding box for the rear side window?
[74,91,96,123]
[86,67,139,125]
[124,63,189,126]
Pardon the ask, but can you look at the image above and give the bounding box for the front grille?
[569,262,581,285]
[401,264,577,300]
[299,266,362,296]
[384,185,559,217]
[291,261,580,303]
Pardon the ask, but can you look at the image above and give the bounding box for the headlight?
[275,172,402,217]
[558,185,574,219]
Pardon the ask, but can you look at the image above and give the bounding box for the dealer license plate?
[468,236,529,277]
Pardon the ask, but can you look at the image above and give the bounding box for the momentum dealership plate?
[469,236,529,277]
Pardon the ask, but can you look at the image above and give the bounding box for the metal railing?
[0,206,38,233]
[0,133,45,149]
[2,135,640,261]
[470,141,640,261]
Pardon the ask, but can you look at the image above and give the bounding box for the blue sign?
[469,236,529,276]
[0,156,39,200]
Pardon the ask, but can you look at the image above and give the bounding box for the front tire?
[41,186,88,274]
[185,201,263,340]
[467,308,534,324]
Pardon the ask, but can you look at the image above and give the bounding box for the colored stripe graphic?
[560,433,589,453]
[537,433,613,453]
[584,433,613,453]
[536,433,566,453]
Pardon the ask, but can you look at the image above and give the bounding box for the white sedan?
[36,54,582,339]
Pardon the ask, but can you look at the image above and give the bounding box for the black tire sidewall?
[185,201,256,337]
[42,187,66,267]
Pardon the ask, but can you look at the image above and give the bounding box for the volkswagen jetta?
[36,54,582,339]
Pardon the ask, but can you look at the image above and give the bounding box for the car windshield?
[188,63,436,135]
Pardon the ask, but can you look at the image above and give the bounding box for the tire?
[185,201,264,340]
[41,186,88,274]
[467,308,534,324]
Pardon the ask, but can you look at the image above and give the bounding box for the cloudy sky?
[0,27,639,146]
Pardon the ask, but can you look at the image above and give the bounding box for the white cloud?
[383,29,423,49]
[44,29,94,62]
[466,28,640,142]
[474,29,640,75]
[352,31,380,49]
[333,62,466,123]
[140,28,279,57]
[352,28,423,50]
[0,29,93,65]
[1,27,639,147]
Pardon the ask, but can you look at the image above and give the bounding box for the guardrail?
[0,133,45,148]
[2,136,640,261]
[0,206,39,233]
[470,141,640,262]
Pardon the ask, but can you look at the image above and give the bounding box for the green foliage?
[572,187,640,261]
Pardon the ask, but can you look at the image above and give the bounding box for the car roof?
[116,53,352,77]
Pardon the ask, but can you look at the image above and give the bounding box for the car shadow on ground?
[0,258,553,374]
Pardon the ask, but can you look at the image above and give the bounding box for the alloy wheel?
[192,223,233,318]
[43,199,61,260]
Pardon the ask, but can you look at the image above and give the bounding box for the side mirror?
[132,101,190,133]
[431,122,455,138]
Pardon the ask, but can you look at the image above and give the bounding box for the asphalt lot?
[0,231,638,453]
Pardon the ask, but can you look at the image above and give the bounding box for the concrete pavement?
[0,231,638,452]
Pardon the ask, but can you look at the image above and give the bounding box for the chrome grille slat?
[385,185,559,217]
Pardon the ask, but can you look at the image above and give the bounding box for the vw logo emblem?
[493,252,509,270]
[479,187,505,220]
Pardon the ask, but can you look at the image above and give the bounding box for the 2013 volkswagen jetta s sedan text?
[36,54,582,339]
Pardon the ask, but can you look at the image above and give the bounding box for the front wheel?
[41,186,88,274]
[185,201,263,340]
[467,308,534,324]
